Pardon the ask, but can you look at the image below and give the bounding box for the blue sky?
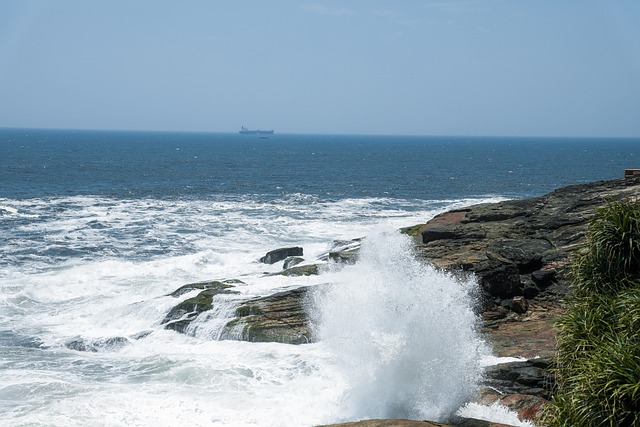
[1,0,639,136]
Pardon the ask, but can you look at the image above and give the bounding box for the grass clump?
[548,199,640,426]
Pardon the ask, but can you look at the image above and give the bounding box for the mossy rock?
[399,223,425,237]
[163,283,240,332]
[223,318,311,344]
[221,286,317,344]
[273,264,319,277]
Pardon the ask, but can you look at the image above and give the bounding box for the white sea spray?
[313,229,489,422]
[458,402,536,427]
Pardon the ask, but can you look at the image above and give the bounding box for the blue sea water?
[0,128,639,426]
[2,128,638,200]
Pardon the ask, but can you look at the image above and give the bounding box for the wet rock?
[483,358,553,399]
[221,286,321,344]
[272,263,320,277]
[259,247,303,264]
[168,279,244,298]
[283,256,304,269]
[483,301,562,359]
[497,394,548,424]
[163,281,239,332]
[328,247,360,264]
[319,238,363,263]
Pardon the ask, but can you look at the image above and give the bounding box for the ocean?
[1,128,639,426]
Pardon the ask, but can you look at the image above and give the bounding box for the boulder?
[221,286,320,344]
[259,247,303,264]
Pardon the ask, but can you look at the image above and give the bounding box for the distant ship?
[239,126,274,135]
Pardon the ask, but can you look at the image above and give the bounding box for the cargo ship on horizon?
[239,126,274,135]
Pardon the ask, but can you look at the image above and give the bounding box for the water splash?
[313,230,488,422]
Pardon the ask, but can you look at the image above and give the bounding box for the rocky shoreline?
[80,176,640,426]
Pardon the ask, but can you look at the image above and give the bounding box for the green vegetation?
[549,199,640,426]
[399,223,424,237]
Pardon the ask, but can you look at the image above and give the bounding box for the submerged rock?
[328,247,360,264]
[65,336,130,352]
[319,238,362,264]
[283,256,304,269]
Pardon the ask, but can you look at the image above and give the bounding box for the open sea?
[1,128,639,426]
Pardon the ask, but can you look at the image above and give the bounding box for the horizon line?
[1,125,639,140]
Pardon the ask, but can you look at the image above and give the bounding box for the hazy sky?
[1,1,639,137]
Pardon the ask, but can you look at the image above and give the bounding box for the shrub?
[548,199,640,427]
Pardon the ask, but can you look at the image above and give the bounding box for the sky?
[0,0,639,137]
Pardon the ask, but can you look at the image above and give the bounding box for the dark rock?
[168,279,244,298]
[511,296,528,314]
[483,359,553,399]
[283,256,304,269]
[259,247,303,264]
[489,239,548,273]
[475,258,522,298]
[519,274,538,297]
[531,268,556,288]
[422,226,460,243]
